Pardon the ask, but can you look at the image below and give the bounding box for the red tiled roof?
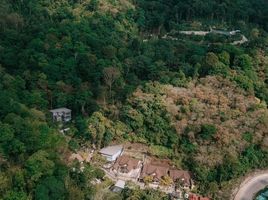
[189,194,210,200]
[113,155,140,173]
[140,164,169,181]
[169,169,191,185]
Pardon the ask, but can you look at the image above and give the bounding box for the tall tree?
[103,67,121,101]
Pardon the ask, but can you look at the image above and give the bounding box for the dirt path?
[102,167,175,194]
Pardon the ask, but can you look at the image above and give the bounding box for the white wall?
[103,149,122,161]
[111,150,122,161]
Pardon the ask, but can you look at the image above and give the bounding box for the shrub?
[242,132,253,142]
[94,168,105,179]
[68,139,79,151]
[148,145,173,158]
[198,124,217,140]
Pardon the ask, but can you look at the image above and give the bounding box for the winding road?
[234,173,268,200]
[143,29,249,45]
[179,29,249,45]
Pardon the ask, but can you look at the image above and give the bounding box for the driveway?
[234,173,268,200]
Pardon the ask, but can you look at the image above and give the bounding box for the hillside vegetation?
[87,76,268,198]
[1,0,268,199]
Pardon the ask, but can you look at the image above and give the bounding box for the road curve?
[234,173,268,200]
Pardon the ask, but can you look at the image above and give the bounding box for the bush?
[242,132,253,142]
[94,168,105,179]
[148,145,173,158]
[68,139,79,151]
[233,74,254,92]
[198,124,217,140]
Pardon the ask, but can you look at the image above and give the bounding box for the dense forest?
[1,0,268,199]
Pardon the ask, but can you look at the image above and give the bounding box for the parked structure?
[50,108,71,122]
[112,155,142,178]
[99,145,123,161]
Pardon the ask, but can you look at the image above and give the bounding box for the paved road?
[232,35,249,45]
[234,173,268,200]
[168,30,249,45]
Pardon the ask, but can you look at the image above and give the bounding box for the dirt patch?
[123,142,148,160]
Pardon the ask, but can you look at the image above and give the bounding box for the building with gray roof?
[50,108,71,122]
[99,145,123,161]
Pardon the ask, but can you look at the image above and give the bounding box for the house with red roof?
[140,163,169,183]
[112,155,142,178]
[189,194,210,200]
[169,169,193,189]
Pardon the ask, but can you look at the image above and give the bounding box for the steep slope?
[117,76,268,198]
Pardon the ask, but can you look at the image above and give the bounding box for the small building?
[170,191,183,200]
[189,194,210,200]
[99,145,123,161]
[169,169,193,189]
[69,151,93,163]
[111,180,125,192]
[112,155,142,178]
[140,164,169,183]
[50,108,71,122]
[69,153,84,163]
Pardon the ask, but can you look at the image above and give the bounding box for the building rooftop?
[140,164,169,181]
[189,194,210,200]
[99,145,123,156]
[169,169,192,185]
[113,155,140,172]
[114,180,125,189]
[50,108,71,113]
[69,153,84,163]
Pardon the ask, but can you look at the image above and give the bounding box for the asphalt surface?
[234,173,268,200]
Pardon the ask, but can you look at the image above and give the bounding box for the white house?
[99,145,123,161]
[50,108,71,122]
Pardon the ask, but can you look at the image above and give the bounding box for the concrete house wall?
[104,150,122,161]
[99,145,123,162]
